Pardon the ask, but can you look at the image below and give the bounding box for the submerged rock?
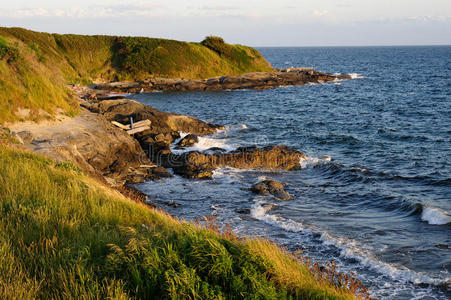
[251,180,291,200]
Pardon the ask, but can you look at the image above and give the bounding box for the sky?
[0,0,450,46]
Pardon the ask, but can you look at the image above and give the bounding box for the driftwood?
[111,119,151,135]
[126,126,150,135]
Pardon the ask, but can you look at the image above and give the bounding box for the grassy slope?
[0,144,355,299]
[0,27,274,123]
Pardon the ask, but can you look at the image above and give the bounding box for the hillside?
[0,27,274,123]
[0,143,357,299]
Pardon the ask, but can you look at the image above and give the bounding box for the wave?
[421,207,451,225]
[251,200,304,232]
[299,155,332,168]
[250,200,449,288]
[348,73,365,79]
[171,129,240,154]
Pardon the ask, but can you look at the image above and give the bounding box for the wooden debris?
[126,125,150,135]
[111,119,151,130]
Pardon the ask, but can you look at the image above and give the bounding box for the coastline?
[82,68,351,96]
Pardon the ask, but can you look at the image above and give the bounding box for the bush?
[0,37,20,63]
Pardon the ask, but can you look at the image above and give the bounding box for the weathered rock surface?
[88,69,351,94]
[8,110,155,186]
[82,99,223,165]
[84,99,223,136]
[169,146,306,179]
[177,134,199,147]
[251,180,291,200]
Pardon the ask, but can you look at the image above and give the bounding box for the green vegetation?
[0,27,274,122]
[0,144,357,299]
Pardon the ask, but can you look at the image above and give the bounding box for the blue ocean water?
[133,46,451,299]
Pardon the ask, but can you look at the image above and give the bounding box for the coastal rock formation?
[8,110,155,186]
[84,99,223,135]
[251,180,291,200]
[177,134,199,148]
[169,146,306,179]
[89,69,351,94]
[82,99,224,164]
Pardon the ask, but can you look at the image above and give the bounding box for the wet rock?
[167,201,180,208]
[168,145,305,179]
[88,70,351,94]
[177,134,199,147]
[235,208,251,214]
[251,180,291,200]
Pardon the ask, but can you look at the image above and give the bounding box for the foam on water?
[251,200,304,232]
[348,73,365,79]
[171,131,238,154]
[250,199,450,290]
[421,207,451,225]
[300,155,332,168]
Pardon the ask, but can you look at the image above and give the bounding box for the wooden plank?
[126,125,150,135]
[133,119,151,128]
[111,120,151,131]
[111,121,129,130]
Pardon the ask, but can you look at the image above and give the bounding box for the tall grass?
[0,27,274,123]
[0,144,357,299]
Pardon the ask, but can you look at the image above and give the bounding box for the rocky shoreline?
[78,68,351,96]
[11,69,351,202]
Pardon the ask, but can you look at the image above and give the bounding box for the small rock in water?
[167,201,180,208]
[235,208,251,214]
[177,134,199,147]
[251,180,291,200]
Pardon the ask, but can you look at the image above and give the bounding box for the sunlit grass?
[0,144,357,299]
[0,27,274,123]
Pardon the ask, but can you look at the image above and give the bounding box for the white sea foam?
[300,155,332,168]
[348,73,365,79]
[250,200,304,232]
[319,232,449,286]
[171,131,237,154]
[421,207,451,225]
[250,199,449,287]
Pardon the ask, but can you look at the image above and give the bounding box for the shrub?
[0,36,20,63]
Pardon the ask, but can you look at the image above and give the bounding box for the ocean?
[132,46,451,299]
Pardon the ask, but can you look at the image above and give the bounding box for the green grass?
[0,144,357,299]
[0,27,274,123]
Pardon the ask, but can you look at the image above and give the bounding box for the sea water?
[133,46,451,299]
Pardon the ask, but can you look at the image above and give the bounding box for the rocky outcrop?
[9,110,156,186]
[251,180,291,200]
[88,69,351,94]
[168,146,306,179]
[177,134,199,148]
[84,99,223,136]
[82,99,224,165]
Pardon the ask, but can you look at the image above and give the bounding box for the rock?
[167,201,180,208]
[9,110,155,186]
[86,69,350,94]
[168,145,306,179]
[177,134,199,147]
[251,180,291,200]
[235,208,251,214]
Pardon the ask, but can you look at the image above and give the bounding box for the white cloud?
[0,3,166,18]
[312,10,329,17]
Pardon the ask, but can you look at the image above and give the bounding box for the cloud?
[312,10,329,17]
[0,3,166,18]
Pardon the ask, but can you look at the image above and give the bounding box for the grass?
[0,27,274,123]
[0,144,359,299]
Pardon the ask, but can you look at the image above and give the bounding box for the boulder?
[177,134,199,147]
[251,180,291,200]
